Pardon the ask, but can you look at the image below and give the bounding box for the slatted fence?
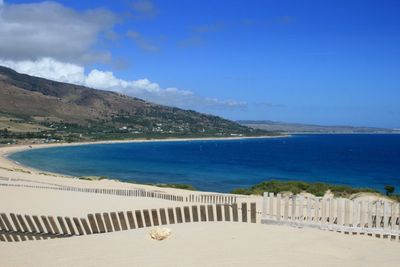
[186,194,237,204]
[0,182,184,202]
[261,192,400,239]
[0,202,256,242]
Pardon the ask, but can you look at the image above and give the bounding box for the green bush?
[230,179,378,197]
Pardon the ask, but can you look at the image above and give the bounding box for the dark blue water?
[9,134,400,193]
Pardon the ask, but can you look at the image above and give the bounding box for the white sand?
[1,223,399,267]
[0,141,399,267]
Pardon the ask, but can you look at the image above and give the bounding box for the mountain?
[0,66,270,143]
[238,120,398,134]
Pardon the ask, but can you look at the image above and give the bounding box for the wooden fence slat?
[390,202,395,230]
[135,211,144,228]
[337,199,343,227]
[25,215,37,233]
[283,196,289,221]
[175,207,183,223]
[263,192,268,218]
[192,206,199,222]
[73,218,85,235]
[251,203,256,223]
[0,216,6,231]
[268,193,274,219]
[65,217,76,236]
[329,198,334,224]
[241,203,247,223]
[367,201,373,229]
[33,215,45,233]
[200,205,207,222]
[344,199,350,227]
[291,195,296,221]
[118,212,128,230]
[151,209,159,226]
[48,216,60,235]
[383,202,389,230]
[167,208,175,224]
[57,216,68,235]
[232,203,238,222]
[183,207,191,223]
[143,210,152,227]
[103,213,113,232]
[216,204,223,222]
[87,214,99,234]
[160,209,167,225]
[80,218,92,235]
[276,194,281,221]
[110,212,121,231]
[1,213,14,231]
[95,213,106,233]
[10,213,22,232]
[16,215,29,232]
[4,233,13,242]
[224,204,230,222]
[127,211,136,229]
[41,216,53,234]
[306,197,312,223]
[207,205,215,222]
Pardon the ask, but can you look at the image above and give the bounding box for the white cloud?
[0,58,247,111]
[0,1,116,63]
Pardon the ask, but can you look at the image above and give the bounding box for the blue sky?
[1,0,400,128]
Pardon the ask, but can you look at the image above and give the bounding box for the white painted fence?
[261,192,400,239]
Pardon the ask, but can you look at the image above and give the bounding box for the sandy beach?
[1,139,399,267]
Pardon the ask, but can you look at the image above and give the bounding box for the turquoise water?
[9,134,400,193]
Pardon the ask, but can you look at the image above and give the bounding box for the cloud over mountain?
[0,58,247,111]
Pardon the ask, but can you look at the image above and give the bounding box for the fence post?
[291,195,296,222]
[135,211,144,228]
[95,213,106,233]
[262,192,268,218]
[250,203,256,223]
[110,212,121,231]
[126,211,136,229]
[183,206,191,223]
[118,212,128,230]
[268,193,274,220]
[80,218,92,235]
[151,209,159,226]
[276,193,281,221]
[242,202,247,223]
[200,205,207,222]
[103,213,113,232]
[283,195,289,221]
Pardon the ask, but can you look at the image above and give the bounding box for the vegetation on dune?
[230,180,379,197]
[151,183,197,191]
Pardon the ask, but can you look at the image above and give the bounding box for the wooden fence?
[0,202,256,242]
[186,194,237,204]
[0,182,184,202]
[261,192,400,239]
[1,178,242,205]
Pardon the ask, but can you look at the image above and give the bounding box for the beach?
[1,140,400,266]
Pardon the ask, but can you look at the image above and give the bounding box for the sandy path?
[1,222,399,267]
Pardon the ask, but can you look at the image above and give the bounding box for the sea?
[9,134,400,193]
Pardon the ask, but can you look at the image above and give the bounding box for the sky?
[0,0,399,128]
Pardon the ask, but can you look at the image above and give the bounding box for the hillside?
[0,66,271,144]
[238,120,398,134]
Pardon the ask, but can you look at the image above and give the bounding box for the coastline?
[0,135,289,175]
[1,134,399,267]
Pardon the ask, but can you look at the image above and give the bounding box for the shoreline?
[0,135,289,176]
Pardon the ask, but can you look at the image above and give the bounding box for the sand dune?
[0,143,399,266]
